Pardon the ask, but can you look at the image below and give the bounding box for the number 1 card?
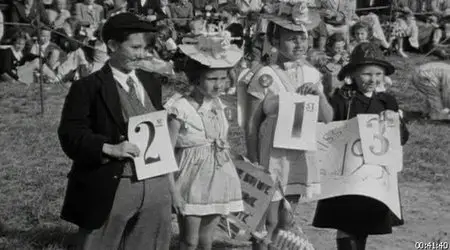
[128,110,178,180]
[273,93,319,151]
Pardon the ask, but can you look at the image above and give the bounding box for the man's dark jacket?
[58,63,163,230]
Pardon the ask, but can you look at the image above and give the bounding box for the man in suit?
[75,0,104,30]
[58,12,179,250]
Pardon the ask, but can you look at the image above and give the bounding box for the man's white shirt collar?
[110,65,146,106]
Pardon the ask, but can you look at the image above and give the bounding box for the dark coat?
[58,63,163,229]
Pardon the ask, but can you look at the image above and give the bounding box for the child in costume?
[167,23,244,250]
[238,1,334,249]
[313,42,409,250]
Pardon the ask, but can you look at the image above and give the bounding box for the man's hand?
[102,141,140,159]
[297,82,321,95]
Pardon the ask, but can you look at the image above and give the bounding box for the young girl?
[167,25,244,250]
[321,32,350,97]
[349,21,384,52]
[313,42,409,250]
[387,7,419,58]
[241,2,333,249]
[0,31,30,84]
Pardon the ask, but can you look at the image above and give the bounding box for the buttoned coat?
[58,64,163,229]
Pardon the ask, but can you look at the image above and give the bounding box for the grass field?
[0,53,449,250]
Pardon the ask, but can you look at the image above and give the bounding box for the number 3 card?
[128,110,178,180]
[358,114,403,172]
[273,92,319,151]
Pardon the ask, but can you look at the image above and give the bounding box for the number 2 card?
[128,110,178,180]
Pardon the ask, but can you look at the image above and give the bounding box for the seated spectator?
[386,7,419,58]
[321,33,350,97]
[192,0,208,13]
[75,0,104,31]
[314,0,357,50]
[152,0,172,19]
[5,0,51,40]
[415,15,441,53]
[29,27,63,68]
[46,0,71,28]
[358,12,391,49]
[429,9,450,59]
[0,31,57,85]
[218,3,244,48]
[170,0,193,33]
[0,31,31,84]
[128,0,152,15]
[416,0,450,18]
[349,21,384,52]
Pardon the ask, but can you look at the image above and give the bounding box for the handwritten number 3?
[135,121,161,165]
[366,118,390,156]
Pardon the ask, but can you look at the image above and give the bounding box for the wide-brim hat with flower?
[337,42,395,81]
[178,25,243,68]
[262,0,321,31]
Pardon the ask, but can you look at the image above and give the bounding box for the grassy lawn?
[0,53,449,249]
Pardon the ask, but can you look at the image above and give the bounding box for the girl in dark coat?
[312,42,409,250]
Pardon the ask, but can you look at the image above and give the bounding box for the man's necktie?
[126,76,144,108]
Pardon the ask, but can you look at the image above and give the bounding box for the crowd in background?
[1,0,450,89]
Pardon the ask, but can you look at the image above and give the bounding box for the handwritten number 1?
[135,121,161,165]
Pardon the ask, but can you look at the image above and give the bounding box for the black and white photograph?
[0,0,449,249]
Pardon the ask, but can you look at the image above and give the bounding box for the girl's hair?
[350,21,373,39]
[266,22,309,46]
[325,32,347,55]
[183,58,210,84]
[182,58,235,86]
[10,31,28,44]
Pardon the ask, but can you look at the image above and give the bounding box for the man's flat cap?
[102,12,157,43]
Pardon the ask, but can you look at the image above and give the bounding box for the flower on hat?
[265,0,312,27]
[196,23,241,59]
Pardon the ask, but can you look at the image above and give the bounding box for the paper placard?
[218,157,276,241]
[299,118,402,219]
[273,93,319,151]
[358,114,403,172]
[128,110,178,180]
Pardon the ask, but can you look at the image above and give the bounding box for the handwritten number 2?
[134,121,161,165]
